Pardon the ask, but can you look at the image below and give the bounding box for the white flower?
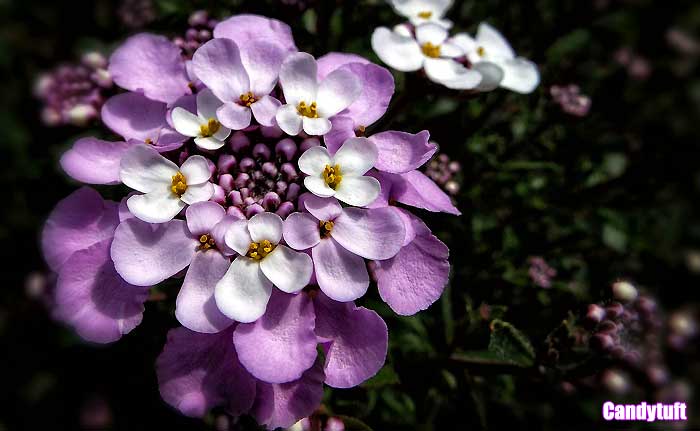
[371,23,482,89]
[171,89,232,150]
[388,0,454,28]
[275,52,362,136]
[451,23,540,94]
[119,145,214,223]
[298,137,381,207]
[215,212,313,323]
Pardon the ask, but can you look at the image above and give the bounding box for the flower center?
[418,11,433,19]
[200,118,221,137]
[297,101,319,118]
[477,46,486,57]
[323,164,342,189]
[246,240,275,260]
[239,92,257,107]
[171,171,188,197]
[421,42,441,58]
[198,234,216,251]
[319,220,334,238]
[144,138,153,145]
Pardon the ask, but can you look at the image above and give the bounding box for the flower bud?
[612,281,638,303]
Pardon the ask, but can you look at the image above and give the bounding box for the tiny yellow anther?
[319,220,334,238]
[297,101,319,118]
[171,171,188,197]
[198,234,216,251]
[239,92,257,107]
[418,11,433,19]
[323,164,342,190]
[421,42,441,58]
[477,46,486,57]
[246,240,276,260]
[200,118,222,137]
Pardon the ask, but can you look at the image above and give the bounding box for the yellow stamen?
[323,164,342,190]
[239,92,257,107]
[199,118,222,137]
[319,220,334,238]
[297,101,319,118]
[171,171,188,197]
[246,240,276,260]
[198,234,216,251]
[356,125,366,137]
[418,11,433,19]
[477,46,486,57]
[144,138,153,145]
[421,42,441,58]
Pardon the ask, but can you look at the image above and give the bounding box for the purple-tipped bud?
[275,181,288,195]
[280,162,298,181]
[276,201,295,219]
[605,302,624,319]
[286,183,301,202]
[612,281,638,303]
[253,143,272,161]
[275,138,298,161]
[217,154,237,173]
[240,188,250,200]
[211,184,226,205]
[300,137,321,152]
[246,203,265,218]
[601,369,630,394]
[178,148,191,165]
[262,162,278,177]
[229,190,244,207]
[610,346,625,359]
[188,10,209,27]
[227,206,245,219]
[622,350,641,367]
[230,132,250,153]
[585,304,606,326]
[186,29,199,40]
[91,69,113,88]
[198,29,212,41]
[239,157,256,172]
[636,296,656,316]
[218,174,234,193]
[81,52,107,69]
[260,125,284,138]
[235,173,250,189]
[325,417,345,431]
[591,333,614,352]
[646,366,670,387]
[262,192,281,211]
[445,181,460,195]
[598,320,618,334]
[67,104,98,126]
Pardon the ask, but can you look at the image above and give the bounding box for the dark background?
[1,0,700,430]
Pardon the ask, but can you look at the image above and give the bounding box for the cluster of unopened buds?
[371,0,540,93]
[41,11,462,429]
[550,84,592,117]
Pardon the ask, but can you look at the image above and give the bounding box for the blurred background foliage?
[1,0,700,430]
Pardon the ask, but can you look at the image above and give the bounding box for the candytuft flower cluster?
[41,12,458,429]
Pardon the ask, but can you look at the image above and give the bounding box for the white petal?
[197,88,225,120]
[180,182,214,205]
[259,245,313,293]
[333,175,381,207]
[215,257,272,323]
[302,117,332,136]
[449,33,478,56]
[440,42,463,58]
[213,124,231,141]
[393,23,413,38]
[225,219,253,255]
[298,145,332,176]
[171,107,203,137]
[304,176,336,198]
[472,61,504,91]
[275,104,304,136]
[127,189,185,223]
[423,58,482,89]
[415,23,449,46]
[120,144,178,193]
[476,22,515,60]
[333,137,378,176]
[371,27,424,72]
[194,136,226,150]
[247,212,283,244]
[499,58,540,94]
[279,52,318,106]
[316,68,362,118]
[180,155,212,184]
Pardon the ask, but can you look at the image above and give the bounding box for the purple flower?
[171,89,233,150]
[284,194,405,301]
[213,14,298,54]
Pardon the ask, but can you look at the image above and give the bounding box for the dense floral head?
[42,12,459,430]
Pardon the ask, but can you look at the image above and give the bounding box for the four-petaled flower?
[298,137,381,207]
[171,89,232,150]
[120,145,214,223]
[388,0,454,28]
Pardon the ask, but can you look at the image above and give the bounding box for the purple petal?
[111,218,198,286]
[214,14,298,53]
[192,38,249,103]
[313,238,369,302]
[313,292,388,388]
[283,212,321,251]
[332,207,405,260]
[101,92,172,142]
[211,215,243,256]
[176,251,233,333]
[317,53,370,80]
[369,130,436,173]
[251,360,325,429]
[303,194,342,221]
[391,170,461,215]
[234,291,317,384]
[242,40,286,96]
[42,187,120,272]
[186,201,226,236]
[217,102,252,130]
[54,238,149,343]
[156,326,256,418]
[339,63,394,128]
[374,210,450,315]
[323,116,357,155]
[250,95,282,127]
[60,138,134,185]
[108,34,190,104]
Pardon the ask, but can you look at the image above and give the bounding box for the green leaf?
[487,320,535,367]
[361,364,400,389]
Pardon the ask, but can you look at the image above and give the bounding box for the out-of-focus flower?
[666,28,700,56]
[528,257,557,288]
[388,0,454,28]
[372,23,482,89]
[614,47,652,81]
[117,0,157,29]
[34,52,114,127]
[550,85,591,117]
[424,152,461,196]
